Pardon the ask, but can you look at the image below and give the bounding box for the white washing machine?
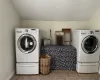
[72,30,100,73]
[15,28,40,74]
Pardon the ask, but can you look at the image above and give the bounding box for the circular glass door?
[18,34,37,53]
[81,35,99,54]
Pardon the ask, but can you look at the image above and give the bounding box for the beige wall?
[22,8,100,44]
[0,0,20,80]
[89,9,100,29]
[21,20,89,44]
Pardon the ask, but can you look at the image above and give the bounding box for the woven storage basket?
[40,54,51,75]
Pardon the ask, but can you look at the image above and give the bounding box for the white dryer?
[72,30,100,73]
[15,28,39,74]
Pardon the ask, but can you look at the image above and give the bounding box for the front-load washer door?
[18,34,37,54]
[81,35,99,54]
[79,35,100,62]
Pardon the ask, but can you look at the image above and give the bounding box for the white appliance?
[15,28,39,74]
[72,30,100,73]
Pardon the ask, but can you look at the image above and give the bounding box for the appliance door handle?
[19,65,35,67]
[81,64,97,66]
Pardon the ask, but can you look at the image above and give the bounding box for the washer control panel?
[90,31,94,34]
[25,29,28,32]
[80,30,100,35]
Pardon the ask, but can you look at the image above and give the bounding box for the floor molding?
[5,70,15,80]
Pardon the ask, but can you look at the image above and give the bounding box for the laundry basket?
[40,54,51,75]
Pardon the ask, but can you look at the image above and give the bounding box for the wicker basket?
[40,54,51,75]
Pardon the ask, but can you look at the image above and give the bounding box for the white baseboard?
[5,70,15,80]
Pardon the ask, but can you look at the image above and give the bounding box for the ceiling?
[12,0,100,21]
